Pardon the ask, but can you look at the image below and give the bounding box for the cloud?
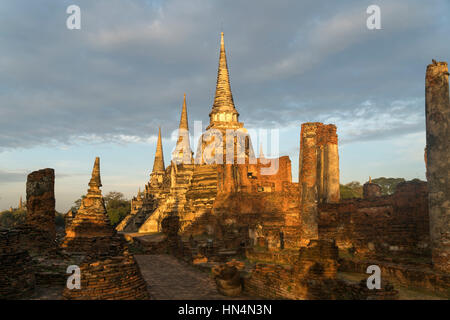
[0,170,26,183]
[0,0,449,152]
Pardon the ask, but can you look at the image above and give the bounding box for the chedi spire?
[172,93,193,164]
[209,32,239,127]
[88,157,102,196]
[180,93,188,130]
[152,127,165,173]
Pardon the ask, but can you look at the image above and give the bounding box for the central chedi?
[117,32,258,234]
[195,32,254,165]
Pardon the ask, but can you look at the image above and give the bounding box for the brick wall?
[318,181,430,258]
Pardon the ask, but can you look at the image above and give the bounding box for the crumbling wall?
[299,123,340,246]
[217,156,293,194]
[244,240,398,300]
[211,188,301,250]
[318,181,430,258]
[0,228,35,299]
[363,182,382,199]
[26,168,56,240]
[425,60,450,273]
[62,255,149,300]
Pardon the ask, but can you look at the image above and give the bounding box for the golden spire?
[137,187,142,200]
[179,93,188,130]
[369,176,372,183]
[210,32,238,118]
[173,94,193,164]
[19,195,23,209]
[88,157,102,195]
[152,127,165,173]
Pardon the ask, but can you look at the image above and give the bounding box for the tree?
[340,181,363,199]
[0,208,26,228]
[104,191,126,207]
[103,191,131,227]
[55,211,65,228]
[370,177,405,195]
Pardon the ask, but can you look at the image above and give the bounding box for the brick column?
[323,125,340,203]
[425,60,450,273]
[299,123,320,245]
[26,168,55,240]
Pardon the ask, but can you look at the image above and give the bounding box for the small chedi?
[61,157,117,255]
[62,157,149,300]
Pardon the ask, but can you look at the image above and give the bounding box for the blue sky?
[0,0,448,211]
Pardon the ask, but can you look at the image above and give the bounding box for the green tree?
[370,177,406,195]
[104,191,131,227]
[0,208,26,228]
[55,211,65,228]
[340,181,363,199]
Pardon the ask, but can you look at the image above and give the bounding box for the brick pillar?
[299,123,340,246]
[425,60,450,273]
[323,125,340,203]
[299,123,320,245]
[26,168,55,240]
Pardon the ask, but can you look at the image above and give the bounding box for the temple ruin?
[1,31,448,300]
[116,33,449,299]
[61,157,149,299]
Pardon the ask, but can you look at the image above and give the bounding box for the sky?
[0,0,449,212]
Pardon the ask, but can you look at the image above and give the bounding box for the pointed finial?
[88,157,102,194]
[259,143,265,159]
[210,31,237,120]
[173,93,193,164]
[152,127,165,173]
[179,94,188,130]
[369,176,372,183]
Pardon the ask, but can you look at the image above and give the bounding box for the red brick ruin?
[426,60,450,273]
[114,36,448,299]
[61,157,149,299]
[1,31,449,301]
[26,168,56,239]
[1,160,149,300]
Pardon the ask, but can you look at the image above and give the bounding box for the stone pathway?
[135,254,248,300]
